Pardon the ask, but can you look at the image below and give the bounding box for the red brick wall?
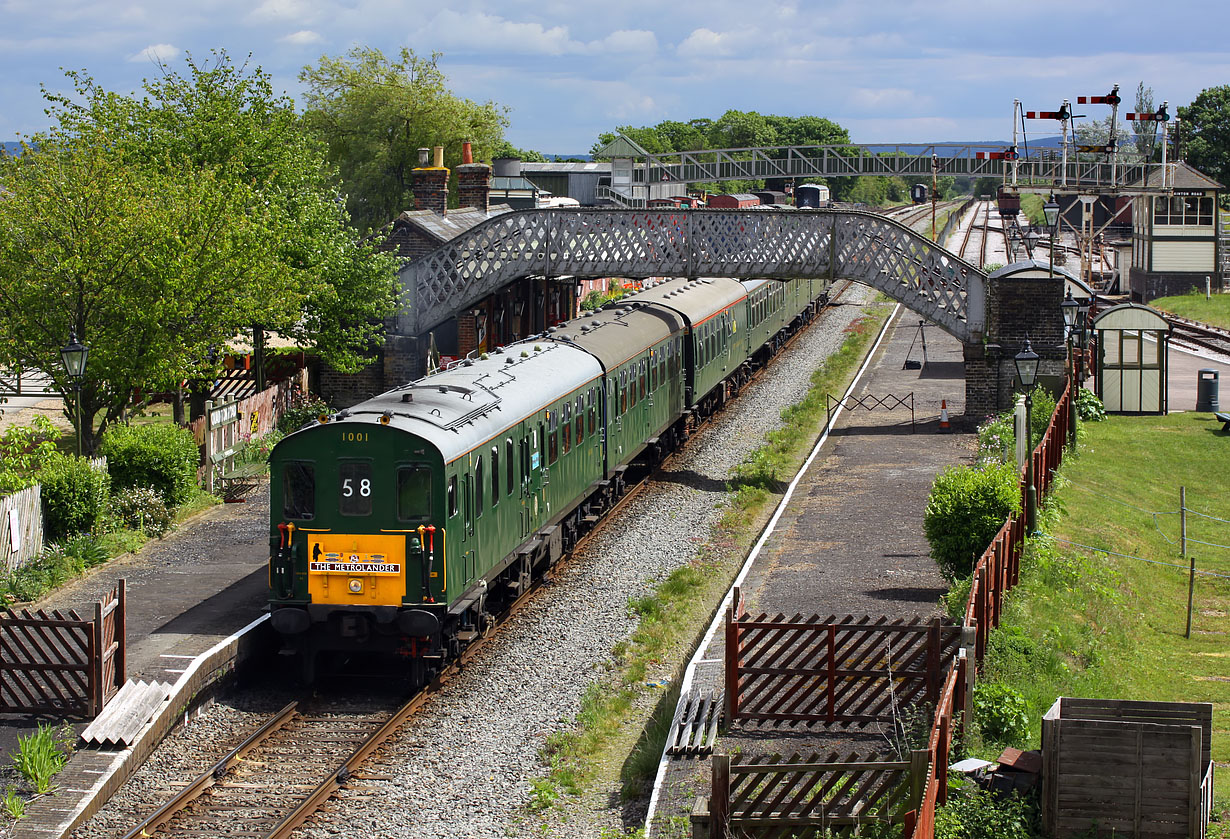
[413,167,449,215]
[457,163,491,213]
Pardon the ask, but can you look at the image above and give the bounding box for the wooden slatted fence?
[1,485,42,572]
[723,589,962,728]
[0,581,126,717]
[701,749,930,839]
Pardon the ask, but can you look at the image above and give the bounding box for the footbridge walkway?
[399,207,986,344]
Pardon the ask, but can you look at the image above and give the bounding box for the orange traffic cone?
[939,400,951,433]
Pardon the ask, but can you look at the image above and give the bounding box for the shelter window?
[282,461,315,520]
[396,465,431,522]
[338,460,373,516]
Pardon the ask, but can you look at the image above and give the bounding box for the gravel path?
[69,285,876,839]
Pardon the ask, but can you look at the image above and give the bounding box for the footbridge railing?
[399,208,987,343]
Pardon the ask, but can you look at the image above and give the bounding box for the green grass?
[979,412,1230,831]
[1148,289,1230,330]
[524,300,895,828]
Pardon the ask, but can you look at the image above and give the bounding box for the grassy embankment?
[1149,290,1230,331]
[972,412,1229,832]
[521,298,896,835]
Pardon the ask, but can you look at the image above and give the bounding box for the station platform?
[649,305,978,830]
[3,488,272,838]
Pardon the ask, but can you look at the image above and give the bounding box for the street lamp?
[1062,290,1080,452]
[1015,339,1040,533]
[1043,198,1061,277]
[60,331,89,457]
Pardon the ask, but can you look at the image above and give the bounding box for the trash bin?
[1196,368,1219,412]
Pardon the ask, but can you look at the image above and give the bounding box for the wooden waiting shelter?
[1091,303,1170,414]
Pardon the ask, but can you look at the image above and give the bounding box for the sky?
[2,0,1228,155]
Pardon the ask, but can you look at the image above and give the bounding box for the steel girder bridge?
[398,207,987,345]
[594,141,1175,206]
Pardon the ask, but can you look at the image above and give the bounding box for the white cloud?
[279,29,324,45]
[247,0,317,24]
[677,28,740,58]
[127,43,179,64]
[848,88,927,111]
[592,29,657,55]
[419,10,584,56]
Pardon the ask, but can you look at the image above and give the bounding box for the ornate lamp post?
[1062,290,1080,452]
[1044,198,1061,277]
[60,332,89,457]
[1015,339,1040,533]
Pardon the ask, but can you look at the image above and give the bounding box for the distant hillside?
[2,141,22,156]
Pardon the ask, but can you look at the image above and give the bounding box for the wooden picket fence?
[723,589,962,728]
[0,485,43,572]
[0,581,126,717]
[907,380,1074,839]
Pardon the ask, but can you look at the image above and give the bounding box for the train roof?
[548,300,684,370]
[305,341,602,464]
[626,277,748,327]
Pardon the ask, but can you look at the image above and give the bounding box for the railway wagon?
[794,183,831,208]
[911,183,928,204]
[707,193,761,209]
[996,186,1020,216]
[268,274,829,680]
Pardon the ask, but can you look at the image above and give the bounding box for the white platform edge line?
[642,301,902,837]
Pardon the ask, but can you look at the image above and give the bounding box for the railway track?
[110,274,867,839]
[957,199,992,266]
[1164,313,1230,359]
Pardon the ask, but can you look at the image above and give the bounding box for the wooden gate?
[724,588,962,726]
[0,581,126,717]
[703,750,929,839]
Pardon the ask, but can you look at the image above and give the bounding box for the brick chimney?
[412,164,449,215]
[456,162,492,213]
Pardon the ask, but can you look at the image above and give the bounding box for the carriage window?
[447,475,458,517]
[588,389,597,434]
[548,425,559,464]
[620,371,628,413]
[491,447,500,505]
[562,403,572,454]
[575,397,585,442]
[339,460,373,516]
[475,455,484,516]
[505,439,515,495]
[282,461,316,520]
[396,465,431,522]
[640,358,647,394]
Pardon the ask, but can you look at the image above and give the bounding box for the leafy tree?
[1132,82,1159,162]
[491,141,547,163]
[0,55,397,452]
[300,47,509,231]
[1177,85,1230,194]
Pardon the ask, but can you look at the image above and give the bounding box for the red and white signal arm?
[976,151,1019,160]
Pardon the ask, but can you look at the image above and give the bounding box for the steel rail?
[118,700,300,839]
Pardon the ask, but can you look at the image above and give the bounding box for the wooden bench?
[1216,411,1230,433]
[218,461,265,502]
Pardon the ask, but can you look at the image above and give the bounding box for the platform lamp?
[1043,197,1061,277]
[60,331,89,457]
[1015,339,1040,534]
[1061,290,1080,452]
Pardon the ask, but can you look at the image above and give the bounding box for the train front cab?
[268,423,449,676]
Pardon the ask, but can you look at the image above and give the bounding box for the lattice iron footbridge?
[398,208,988,344]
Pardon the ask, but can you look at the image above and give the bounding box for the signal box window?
[397,465,431,522]
[339,460,373,516]
[283,461,316,520]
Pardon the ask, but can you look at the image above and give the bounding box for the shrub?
[1075,388,1106,421]
[108,486,174,537]
[935,785,1034,839]
[234,429,284,466]
[976,413,1015,466]
[0,417,60,496]
[277,389,333,434]
[100,423,199,506]
[973,681,1031,747]
[38,453,109,540]
[924,461,1020,580]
